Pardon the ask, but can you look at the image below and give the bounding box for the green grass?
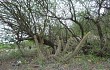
[0,43,16,49]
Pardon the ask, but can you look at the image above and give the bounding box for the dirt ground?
[0,49,110,70]
[0,57,38,70]
[0,49,40,70]
[0,57,110,70]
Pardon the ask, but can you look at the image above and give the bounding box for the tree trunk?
[95,22,105,49]
[95,21,105,57]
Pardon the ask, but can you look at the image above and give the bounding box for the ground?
[0,48,110,70]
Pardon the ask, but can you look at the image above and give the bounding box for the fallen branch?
[61,31,91,63]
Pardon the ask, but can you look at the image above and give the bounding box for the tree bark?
[95,22,105,49]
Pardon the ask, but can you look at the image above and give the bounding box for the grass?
[0,49,110,70]
[0,49,22,61]
[0,42,110,70]
[0,43,16,49]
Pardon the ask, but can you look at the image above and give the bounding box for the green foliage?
[0,1,110,69]
[20,40,35,49]
[21,40,34,45]
[0,49,22,61]
[9,50,22,59]
[0,43,16,49]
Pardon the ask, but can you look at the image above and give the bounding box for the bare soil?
[0,56,110,70]
[0,49,110,70]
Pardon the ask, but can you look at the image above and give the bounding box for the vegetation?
[0,0,110,69]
